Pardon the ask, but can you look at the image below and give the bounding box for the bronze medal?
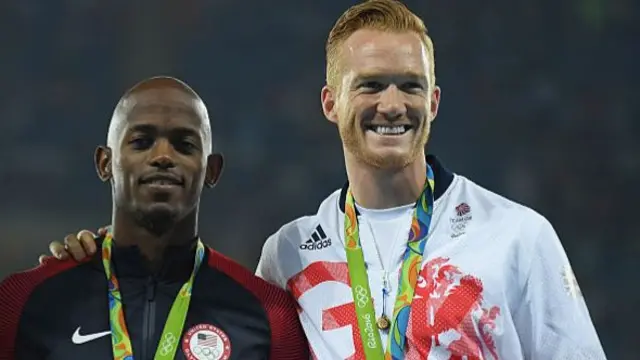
[377,315,390,330]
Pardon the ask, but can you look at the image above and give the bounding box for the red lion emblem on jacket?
[405,257,501,360]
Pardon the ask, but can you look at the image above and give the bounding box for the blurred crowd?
[0,0,637,357]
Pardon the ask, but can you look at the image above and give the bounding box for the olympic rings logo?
[158,332,177,356]
[194,345,221,360]
[354,285,369,308]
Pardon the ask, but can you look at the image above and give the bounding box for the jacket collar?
[338,154,454,213]
[91,236,201,282]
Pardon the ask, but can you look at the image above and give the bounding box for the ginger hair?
[325,0,435,90]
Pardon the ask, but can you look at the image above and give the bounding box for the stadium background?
[0,0,636,357]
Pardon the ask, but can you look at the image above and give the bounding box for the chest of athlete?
[14,259,272,360]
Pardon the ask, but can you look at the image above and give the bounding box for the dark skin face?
[95,85,223,260]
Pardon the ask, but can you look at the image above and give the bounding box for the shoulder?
[265,216,317,252]
[0,257,85,358]
[0,256,84,307]
[205,249,308,358]
[451,175,559,276]
[267,188,341,250]
[453,175,552,234]
[206,248,295,307]
[257,189,341,286]
[266,189,341,250]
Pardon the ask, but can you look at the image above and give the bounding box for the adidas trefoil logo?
[300,225,332,251]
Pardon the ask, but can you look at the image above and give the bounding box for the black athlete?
[0,77,308,360]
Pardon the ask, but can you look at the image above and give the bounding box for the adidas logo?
[300,225,332,251]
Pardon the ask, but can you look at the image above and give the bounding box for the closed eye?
[359,81,386,93]
[400,82,425,92]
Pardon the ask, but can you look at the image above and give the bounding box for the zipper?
[142,276,157,360]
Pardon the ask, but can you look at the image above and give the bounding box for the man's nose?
[377,85,407,121]
[149,139,176,169]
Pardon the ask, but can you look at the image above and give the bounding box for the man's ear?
[94,146,112,182]
[429,86,442,123]
[204,153,224,188]
[321,85,339,124]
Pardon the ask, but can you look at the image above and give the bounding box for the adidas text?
[300,225,332,251]
[300,239,332,251]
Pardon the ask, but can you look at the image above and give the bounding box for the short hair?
[325,0,435,90]
[107,76,213,155]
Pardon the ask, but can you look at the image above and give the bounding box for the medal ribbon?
[102,231,205,360]
[344,165,435,360]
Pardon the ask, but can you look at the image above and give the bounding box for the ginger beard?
[335,88,433,170]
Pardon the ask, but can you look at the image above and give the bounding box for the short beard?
[133,207,177,237]
[339,120,429,170]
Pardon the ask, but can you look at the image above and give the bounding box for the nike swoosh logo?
[71,327,111,345]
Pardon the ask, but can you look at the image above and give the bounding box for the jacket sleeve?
[0,272,27,360]
[255,233,281,286]
[514,219,607,359]
[209,249,310,359]
[0,258,79,360]
[255,229,292,290]
[264,287,309,360]
[256,218,309,291]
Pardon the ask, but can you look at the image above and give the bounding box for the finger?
[38,255,48,264]
[97,226,109,236]
[64,234,88,261]
[49,241,68,260]
[77,230,98,255]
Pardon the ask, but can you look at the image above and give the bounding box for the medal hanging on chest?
[377,315,391,330]
[101,232,206,360]
[361,218,405,333]
[377,277,390,331]
[343,165,436,360]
